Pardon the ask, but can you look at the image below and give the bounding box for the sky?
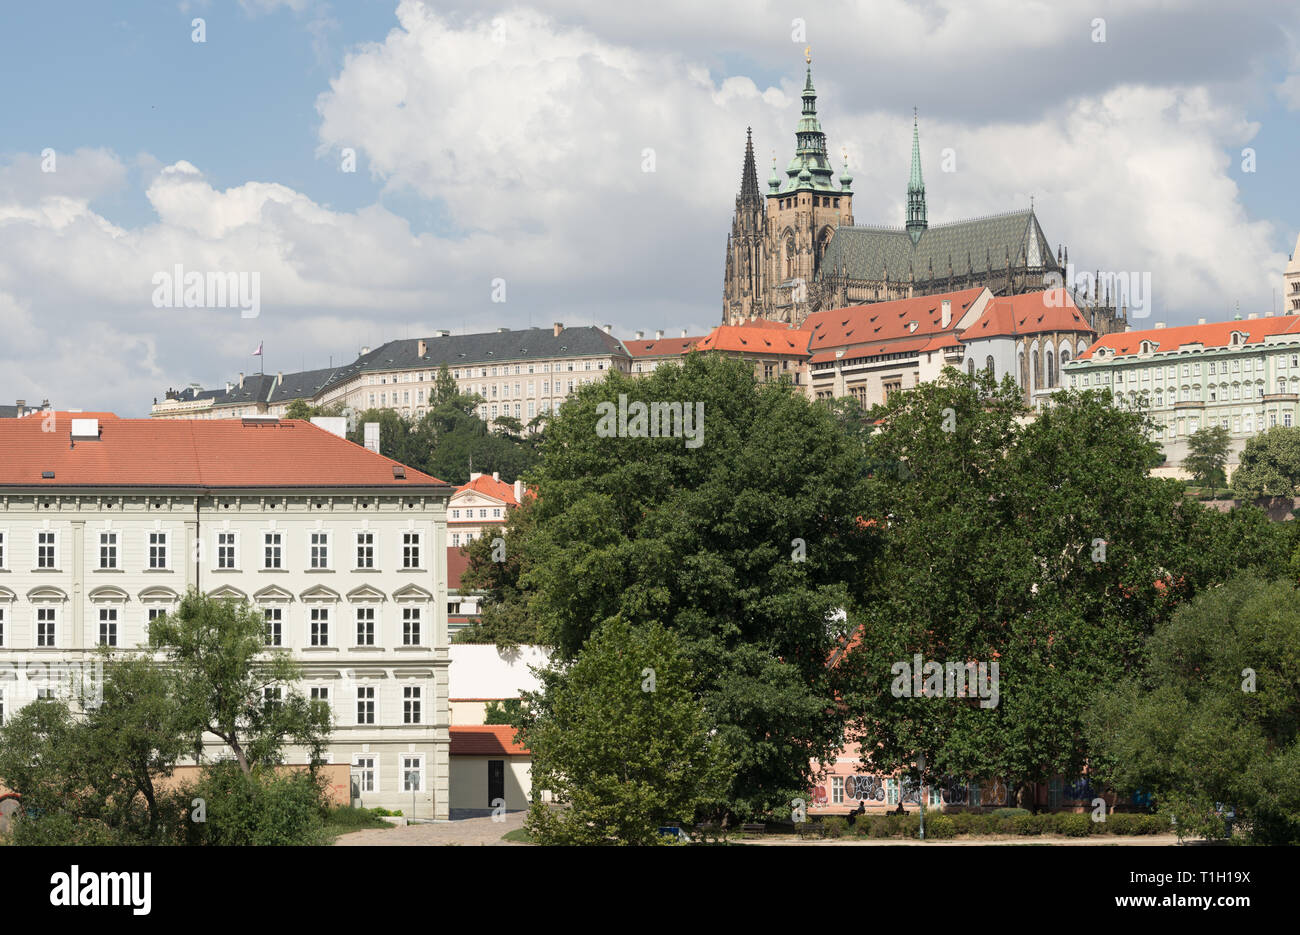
[2,0,1299,416]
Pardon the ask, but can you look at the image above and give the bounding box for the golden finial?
[804,46,812,64]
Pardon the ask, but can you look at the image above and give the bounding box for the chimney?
[1265,309,1274,317]
[470,472,482,481]
[635,330,645,340]
[680,329,688,338]
[1154,322,1166,329]
[603,324,612,335]
[1124,326,1132,333]
[418,339,427,357]
[238,372,245,389]
[492,471,499,481]
[941,299,952,328]
[1197,317,1206,325]
[435,330,451,338]
[655,329,664,340]
[225,382,232,395]
[553,322,563,337]
[276,371,283,386]
[311,416,347,438]
[514,479,523,504]
[15,399,25,417]
[360,345,370,355]
[363,422,380,454]
[1248,312,1258,320]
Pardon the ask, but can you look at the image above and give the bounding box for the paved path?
[334,811,527,846]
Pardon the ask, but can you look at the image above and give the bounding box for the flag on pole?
[253,341,263,357]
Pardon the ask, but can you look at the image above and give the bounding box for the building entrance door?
[487,759,505,807]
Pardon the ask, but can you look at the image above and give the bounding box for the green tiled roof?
[818,209,1059,282]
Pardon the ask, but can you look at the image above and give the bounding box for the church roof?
[964,291,1095,340]
[804,287,986,351]
[817,209,1058,284]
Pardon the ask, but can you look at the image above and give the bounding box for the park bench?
[795,822,827,840]
[740,822,767,835]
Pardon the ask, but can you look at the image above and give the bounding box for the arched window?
[968,359,976,377]
[985,355,995,377]
[1047,350,1055,387]
[1018,351,1026,388]
[1033,352,1041,389]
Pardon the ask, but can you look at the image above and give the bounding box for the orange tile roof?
[809,335,934,364]
[0,415,447,488]
[449,725,529,756]
[694,324,812,355]
[805,287,985,350]
[1077,314,1300,360]
[966,290,1094,339]
[455,473,520,506]
[625,337,703,358]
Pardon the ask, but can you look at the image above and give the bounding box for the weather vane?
[805,46,811,64]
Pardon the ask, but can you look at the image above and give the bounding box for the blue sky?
[2,0,1299,415]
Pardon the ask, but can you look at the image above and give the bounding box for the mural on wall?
[846,775,886,801]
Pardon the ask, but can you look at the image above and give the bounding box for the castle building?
[722,57,1126,336]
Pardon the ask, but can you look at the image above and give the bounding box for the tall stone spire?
[738,127,761,206]
[906,108,928,242]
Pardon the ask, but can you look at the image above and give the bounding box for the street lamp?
[917,752,926,841]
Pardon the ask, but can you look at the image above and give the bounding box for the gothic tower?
[754,53,853,324]
[723,127,768,323]
[906,110,928,241]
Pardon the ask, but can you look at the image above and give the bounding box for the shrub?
[867,816,892,838]
[1056,813,1092,837]
[885,813,910,837]
[991,807,1030,819]
[924,814,956,839]
[1012,814,1044,835]
[822,816,848,839]
[900,813,924,838]
[1106,812,1142,835]
[1140,814,1171,835]
[948,812,976,835]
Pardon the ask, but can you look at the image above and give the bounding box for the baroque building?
[722,56,1126,336]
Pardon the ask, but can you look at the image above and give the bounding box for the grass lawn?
[501,828,533,843]
[323,806,394,839]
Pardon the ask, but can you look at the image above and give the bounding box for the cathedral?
[723,56,1126,334]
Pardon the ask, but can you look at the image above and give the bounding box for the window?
[355,531,374,568]
[310,532,329,569]
[264,608,282,647]
[149,532,168,569]
[402,532,421,569]
[356,607,375,646]
[263,532,282,569]
[310,686,330,709]
[0,606,4,646]
[928,786,942,806]
[0,531,5,569]
[352,755,376,793]
[401,754,424,792]
[262,686,283,712]
[451,533,460,547]
[1287,413,1294,428]
[217,531,237,569]
[37,531,56,569]
[99,532,118,569]
[451,509,460,519]
[403,686,422,724]
[98,608,117,646]
[402,607,421,645]
[37,607,55,646]
[831,776,844,805]
[886,778,899,805]
[356,686,375,725]
[310,608,329,646]
[1209,361,1216,375]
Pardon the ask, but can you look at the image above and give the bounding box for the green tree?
[483,699,523,725]
[1232,426,1300,498]
[503,353,870,818]
[1088,575,1300,843]
[455,496,540,647]
[148,590,331,775]
[284,399,344,421]
[1184,424,1230,488]
[523,618,733,845]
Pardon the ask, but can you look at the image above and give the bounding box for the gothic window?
[1046,350,1055,387]
[985,356,995,377]
[1033,352,1041,389]
[968,359,975,377]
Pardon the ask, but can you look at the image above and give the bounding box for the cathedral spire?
[738,127,761,205]
[906,108,928,242]
[779,49,835,193]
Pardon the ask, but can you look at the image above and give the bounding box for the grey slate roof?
[168,325,628,409]
[0,406,18,418]
[818,209,1060,283]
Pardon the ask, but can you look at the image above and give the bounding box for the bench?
[740,822,767,835]
[795,822,827,839]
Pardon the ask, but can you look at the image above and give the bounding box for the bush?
[1105,812,1142,835]
[867,816,892,838]
[924,814,955,839]
[182,763,330,846]
[900,813,924,838]
[991,807,1030,819]
[948,812,976,835]
[1012,814,1044,835]
[1055,813,1092,837]
[1140,814,1171,835]
[822,816,848,839]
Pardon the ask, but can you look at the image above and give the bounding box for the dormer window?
[1140,340,1156,355]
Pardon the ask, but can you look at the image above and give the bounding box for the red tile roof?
[694,324,812,355]
[804,287,986,351]
[455,473,520,506]
[0,415,447,488]
[449,725,529,756]
[965,290,1094,339]
[447,546,471,591]
[625,337,702,358]
[1077,314,1300,360]
[809,335,934,364]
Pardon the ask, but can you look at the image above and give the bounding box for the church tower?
[723,127,768,323]
[906,110,928,242]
